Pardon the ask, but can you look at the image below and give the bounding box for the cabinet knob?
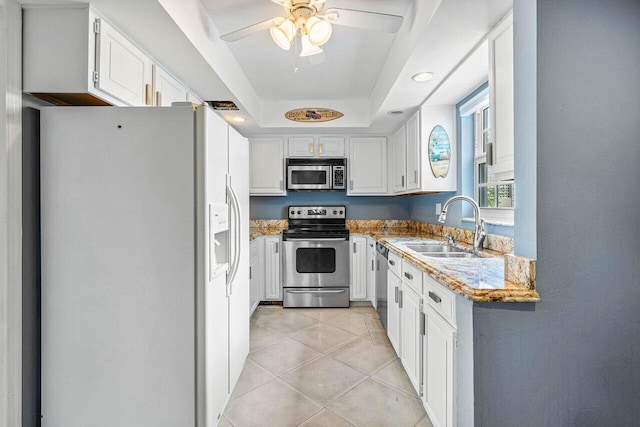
[309,143,314,154]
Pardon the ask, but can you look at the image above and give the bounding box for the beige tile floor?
[222,305,433,427]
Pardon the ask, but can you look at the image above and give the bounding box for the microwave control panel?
[332,166,345,189]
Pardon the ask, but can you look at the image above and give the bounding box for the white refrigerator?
[40,105,250,427]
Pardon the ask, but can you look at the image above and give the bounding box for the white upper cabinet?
[391,125,407,193]
[152,65,187,107]
[249,138,286,196]
[488,12,514,181]
[288,136,316,157]
[405,112,421,191]
[24,6,147,106]
[317,137,345,157]
[348,137,387,195]
[288,136,344,158]
[95,18,153,106]
[23,6,201,107]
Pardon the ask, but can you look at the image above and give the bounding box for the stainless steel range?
[282,205,350,308]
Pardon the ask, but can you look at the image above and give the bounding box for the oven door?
[282,238,350,287]
[287,165,332,190]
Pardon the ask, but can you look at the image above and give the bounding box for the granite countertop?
[249,221,540,303]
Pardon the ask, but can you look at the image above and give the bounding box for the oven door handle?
[286,289,347,294]
[284,237,348,242]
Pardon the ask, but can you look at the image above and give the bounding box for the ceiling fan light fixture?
[305,17,332,46]
[300,34,324,56]
[270,19,296,50]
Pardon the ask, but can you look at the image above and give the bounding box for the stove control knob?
[339,210,344,214]
[333,210,337,214]
[297,210,301,214]
[290,210,295,215]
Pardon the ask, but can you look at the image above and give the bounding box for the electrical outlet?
[436,203,441,215]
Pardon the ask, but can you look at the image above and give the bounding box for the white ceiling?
[19,0,512,136]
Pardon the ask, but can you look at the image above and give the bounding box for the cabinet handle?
[414,170,418,184]
[309,143,314,154]
[404,272,413,280]
[274,242,278,254]
[399,290,403,309]
[389,260,395,266]
[401,175,405,187]
[156,91,162,106]
[280,179,284,190]
[350,180,354,191]
[420,312,426,336]
[249,266,252,280]
[145,84,153,106]
[353,243,357,253]
[319,143,323,154]
[376,259,380,271]
[371,260,374,271]
[395,286,399,303]
[428,291,441,304]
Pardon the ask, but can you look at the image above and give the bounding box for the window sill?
[461,217,514,227]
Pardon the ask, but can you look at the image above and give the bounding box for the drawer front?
[423,274,456,327]
[401,260,423,294]
[388,251,402,277]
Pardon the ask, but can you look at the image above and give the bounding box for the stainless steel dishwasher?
[375,242,389,329]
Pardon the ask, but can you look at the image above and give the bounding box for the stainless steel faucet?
[438,195,486,250]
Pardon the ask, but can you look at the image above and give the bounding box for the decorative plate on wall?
[428,125,451,178]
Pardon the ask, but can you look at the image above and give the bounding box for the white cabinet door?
[95,18,153,106]
[153,65,186,106]
[423,307,455,427]
[250,138,285,195]
[406,112,421,191]
[489,13,514,181]
[350,236,367,300]
[250,240,261,315]
[400,286,422,395]
[264,237,281,300]
[367,238,377,308]
[387,271,402,355]
[288,136,315,157]
[349,137,387,195]
[391,125,407,193]
[318,137,345,157]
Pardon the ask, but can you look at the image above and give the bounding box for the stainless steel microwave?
[286,158,346,191]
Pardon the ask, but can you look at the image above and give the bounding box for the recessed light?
[233,117,245,122]
[412,72,434,82]
[388,110,404,115]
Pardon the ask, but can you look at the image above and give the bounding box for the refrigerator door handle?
[226,181,241,289]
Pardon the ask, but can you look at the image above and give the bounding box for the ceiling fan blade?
[322,8,403,33]
[220,17,284,42]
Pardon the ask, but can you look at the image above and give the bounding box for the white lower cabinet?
[423,305,455,427]
[387,270,402,355]
[249,239,263,314]
[264,236,281,300]
[367,237,377,308]
[350,236,368,300]
[400,284,423,395]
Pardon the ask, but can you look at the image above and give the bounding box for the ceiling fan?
[220,0,404,57]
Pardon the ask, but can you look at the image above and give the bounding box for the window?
[471,97,514,222]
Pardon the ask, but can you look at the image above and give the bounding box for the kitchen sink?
[423,252,482,259]
[404,244,482,259]
[404,244,466,253]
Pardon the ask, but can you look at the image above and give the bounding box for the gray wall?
[473,1,640,426]
[250,193,411,219]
